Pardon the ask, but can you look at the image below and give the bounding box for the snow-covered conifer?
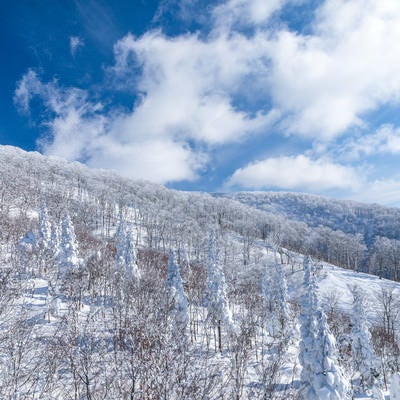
[299,256,349,399]
[205,230,231,351]
[299,256,319,398]
[123,230,140,280]
[165,251,188,332]
[261,264,272,313]
[313,310,350,399]
[351,287,381,394]
[50,223,61,258]
[58,213,79,276]
[114,212,139,281]
[114,211,126,268]
[261,264,290,337]
[38,204,51,250]
[17,231,38,275]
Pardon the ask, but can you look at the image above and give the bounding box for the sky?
[3,0,400,206]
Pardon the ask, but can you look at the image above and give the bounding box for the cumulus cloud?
[227,155,360,191]
[266,0,400,138]
[112,0,400,144]
[111,31,278,145]
[14,70,205,183]
[14,0,400,194]
[212,0,287,31]
[86,138,206,183]
[14,27,279,183]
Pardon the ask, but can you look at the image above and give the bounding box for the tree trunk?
[218,319,222,352]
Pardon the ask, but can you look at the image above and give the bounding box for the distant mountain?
[213,191,400,247]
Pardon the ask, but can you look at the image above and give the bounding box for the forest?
[1,145,400,399]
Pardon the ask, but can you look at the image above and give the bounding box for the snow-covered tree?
[50,223,61,258]
[351,287,381,395]
[17,231,38,275]
[299,256,319,397]
[299,256,350,399]
[114,211,126,268]
[58,213,79,276]
[123,230,140,280]
[114,213,140,281]
[38,203,52,250]
[261,264,290,338]
[165,251,188,333]
[205,230,231,352]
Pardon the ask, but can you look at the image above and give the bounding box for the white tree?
[17,231,38,275]
[299,256,319,398]
[114,214,140,281]
[123,230,140,280]
[299,256,350,400]
[165,251,188,333]
[114,211,126,269]
[351,287,381,396]
[58,213,79,276]
[261,264,290,338]
[38,203,52,250]
[50,223,61,258]
[205,230,231,352]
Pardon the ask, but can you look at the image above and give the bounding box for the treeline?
[1,145,400,280]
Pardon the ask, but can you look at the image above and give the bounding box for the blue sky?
[3,0,400,206]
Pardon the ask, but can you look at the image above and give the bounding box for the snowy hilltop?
[1,145,400,399]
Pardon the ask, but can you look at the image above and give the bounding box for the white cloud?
[14,70,43,114]
[212,0,286,31]
[86,138,205,184]
[116,0,400,142]
[70,36,84,56]
[265,0,400,138]
[226,153,400,206]
[14,0,400,194]
[111,31,279,145]
[336,125,400,160]
[227,155,360,191]
[349,178,400,206]
[14,70,205,184]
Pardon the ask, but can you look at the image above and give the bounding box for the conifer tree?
[205,230,231,352]
[50,223,61,258]
[58,213,79,276]
[114,211,126,269]
[299,256,349,399]
[114,212,139,281]
[165,251,188,333]
[351,287,381,395]
[261,264,290,337]
[123,230,140,280]
[38,203,51,250]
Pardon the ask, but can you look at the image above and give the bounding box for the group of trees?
[0,202,298,398]
[3,145,400,283]
[2,201,400,398]
[2,146,400,397]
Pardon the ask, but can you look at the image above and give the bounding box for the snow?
[2,144,400,398]
[390,374,400,400]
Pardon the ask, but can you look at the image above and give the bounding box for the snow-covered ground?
[2,250,399,398]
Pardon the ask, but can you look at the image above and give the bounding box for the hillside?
[214,191,400,279]
[0,145,399,399]
[214,191,400,245]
